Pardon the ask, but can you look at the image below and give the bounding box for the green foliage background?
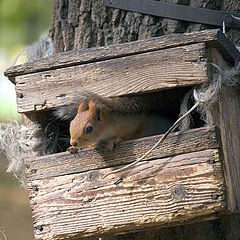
[0,1,52,240]
[0,0,52,121]
[0,0,52,48]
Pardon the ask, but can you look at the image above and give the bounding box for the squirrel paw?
[105,141,115,151]
[67,146,79,154]
[105,137,122,151]
[97,138,117,151]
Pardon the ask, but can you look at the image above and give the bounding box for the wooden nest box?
[4,29,240,240]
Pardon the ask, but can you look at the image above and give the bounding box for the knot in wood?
[171,185,186,199]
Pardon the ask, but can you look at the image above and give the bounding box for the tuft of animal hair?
[178,89,193,131]
[2,35,54,187]
[13,35,54,65]
[180,62,240,127]
[0,122,45,187]
[223,63,240,87]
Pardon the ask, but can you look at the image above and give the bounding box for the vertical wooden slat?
[209,48,240,213]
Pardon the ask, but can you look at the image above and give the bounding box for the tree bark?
[49,0,240,53]
[49,1,240,239]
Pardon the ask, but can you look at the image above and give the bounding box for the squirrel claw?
[67,146,79,154]
[105,141,115,151]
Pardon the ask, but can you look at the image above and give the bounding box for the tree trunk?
[49,1,240,239]
[49,0,240,53]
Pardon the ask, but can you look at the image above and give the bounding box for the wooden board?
[209,48,240,213]
[4,29,239,79]
[26,126,220,181]
[29,149,224,240]
[15,43,208,113]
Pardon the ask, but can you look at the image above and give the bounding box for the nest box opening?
[38,86,205,155]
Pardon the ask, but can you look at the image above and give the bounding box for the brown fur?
[68,100,173,152]
[68,100,145,152]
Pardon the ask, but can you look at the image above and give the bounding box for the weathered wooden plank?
[27,126,220,181]
[15,43,207,113]
[209,48,240,213]
[29,149,224,240]
[4,29,239,79]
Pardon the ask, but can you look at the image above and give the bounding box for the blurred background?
[0,0,52,239]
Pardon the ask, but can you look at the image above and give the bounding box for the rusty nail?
[16,92,23,98]
[32,185,39,192]
[35,225,43,231]
[196,58,202,64]
[31,169,37,174]
[207,159,215,164]
[175,187,183,195]
[172,186,186,199]
[211,193,218,200]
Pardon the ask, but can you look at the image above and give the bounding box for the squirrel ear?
[88,101,108,120]
[78,101,88,113]
[98,105,108,121]
[88,100,98,118]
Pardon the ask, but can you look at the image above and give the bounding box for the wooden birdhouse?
[4,29,240,240]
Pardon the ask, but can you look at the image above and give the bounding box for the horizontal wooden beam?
[15,43,207,113]
[27,127,220,181]
[29,149,224,240]
[4,29,239,80]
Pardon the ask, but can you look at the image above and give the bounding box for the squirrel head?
[69,100,109,149]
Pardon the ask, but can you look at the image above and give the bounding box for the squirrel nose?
[71,140,78,146]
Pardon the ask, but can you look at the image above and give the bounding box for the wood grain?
[4,29,239,79]
[209,48,240,213]
[29,149,224,240]
[26,126,220,181]
[15,43,207,113]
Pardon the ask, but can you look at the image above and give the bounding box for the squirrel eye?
[85,125,93,134]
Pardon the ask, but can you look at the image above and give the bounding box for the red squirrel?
[65,94,173,153]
